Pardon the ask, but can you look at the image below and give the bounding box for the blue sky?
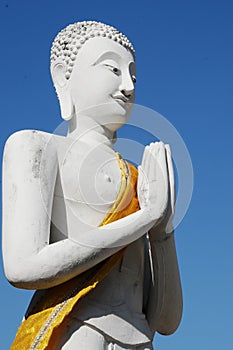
[0,0,232,349]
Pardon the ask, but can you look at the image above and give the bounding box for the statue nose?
[121,89,133,98]
[120,73,135,98]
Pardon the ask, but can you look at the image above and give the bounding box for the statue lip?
[111,94,129,104]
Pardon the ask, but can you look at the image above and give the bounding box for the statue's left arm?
[142,144,183,335]
[145,233,182,335]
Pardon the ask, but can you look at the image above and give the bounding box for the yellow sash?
[10,154,139,350]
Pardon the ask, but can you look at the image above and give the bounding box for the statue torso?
[26,131,152,347]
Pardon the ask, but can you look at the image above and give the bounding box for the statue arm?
[145,233,183,336]
[2,131,163,290]
[144,145,182,335]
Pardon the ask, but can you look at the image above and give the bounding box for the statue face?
[69,37,136,132]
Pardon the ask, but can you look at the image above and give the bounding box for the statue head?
[50,21,136,132]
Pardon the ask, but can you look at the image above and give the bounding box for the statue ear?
[51,63,74,121]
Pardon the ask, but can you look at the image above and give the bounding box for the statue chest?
[54,139,122,227]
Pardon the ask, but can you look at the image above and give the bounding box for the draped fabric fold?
[10,154,139,350]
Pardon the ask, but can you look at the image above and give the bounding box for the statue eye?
[104,64,121,76]
[113,67,119,74]
[132,75,137,84]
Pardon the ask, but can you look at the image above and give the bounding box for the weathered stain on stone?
[32,148,42,178]
[8,182,17,207]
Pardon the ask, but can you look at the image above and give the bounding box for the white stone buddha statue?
[2,21,182,350]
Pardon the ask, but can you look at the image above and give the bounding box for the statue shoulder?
[3,129,58,180]
[4,129,54,151]
[4,129,58,161]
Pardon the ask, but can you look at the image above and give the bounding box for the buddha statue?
[2,21,182,350]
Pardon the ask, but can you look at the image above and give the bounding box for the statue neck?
[67,115,116,149]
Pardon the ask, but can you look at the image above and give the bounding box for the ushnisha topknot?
[50,21,135,80]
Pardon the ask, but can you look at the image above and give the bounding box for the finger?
[147,142,168,217]
[139,143,160,210]
[157,142,168,208]
[139,147,149,189]
[137,165,143,206]
[152,142,168,192]
[140,145,153,195]
[165,144,175,215]
[147,142,160,182]
[141,145,152,180]
[137,164,146,191]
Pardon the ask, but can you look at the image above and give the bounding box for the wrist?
[149,227,174,243]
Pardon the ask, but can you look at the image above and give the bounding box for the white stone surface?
[2,24,182,349]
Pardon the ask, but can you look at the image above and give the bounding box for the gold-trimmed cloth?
[10,154,139,350]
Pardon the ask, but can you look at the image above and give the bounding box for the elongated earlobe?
[51,62,74,121]
[57,89,74,121]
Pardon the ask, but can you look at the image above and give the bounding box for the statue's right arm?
[2,131,163,290]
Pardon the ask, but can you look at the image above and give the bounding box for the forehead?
[75,36,135,66]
